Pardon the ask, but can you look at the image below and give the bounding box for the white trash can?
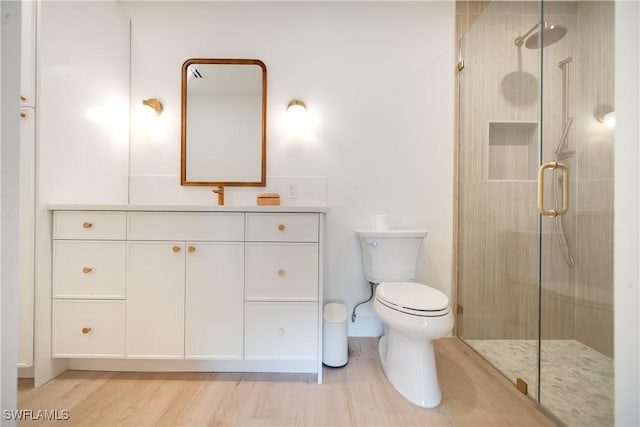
[323,302,348,367]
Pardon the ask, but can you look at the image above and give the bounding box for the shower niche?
[487,121,538,181]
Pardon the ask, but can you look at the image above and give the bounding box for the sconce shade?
[142,98,164,115]
[287,99,306,113]
[601,111,616,128]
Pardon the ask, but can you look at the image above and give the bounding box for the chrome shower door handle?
[537,161,569,217]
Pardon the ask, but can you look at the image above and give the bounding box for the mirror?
[181,58,266,186]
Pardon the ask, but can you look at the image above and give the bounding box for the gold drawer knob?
[278,224,285,231]
[82,222,93,229]
[20,112,27,118]
[172,246,181,253]
[188,246,196,253]
[82,267,93,274]
[81,327,92,334]
[277,269,285,276]
[20,95,27,101]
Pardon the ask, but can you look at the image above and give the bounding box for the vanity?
[49,205,327,383]
[36,54,330,383]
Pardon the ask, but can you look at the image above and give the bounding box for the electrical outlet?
[288,182,298,199]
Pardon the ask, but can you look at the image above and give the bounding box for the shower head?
[526,24,567,48]
[514,22,567,49]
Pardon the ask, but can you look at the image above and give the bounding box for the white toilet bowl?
[374,281,454,408]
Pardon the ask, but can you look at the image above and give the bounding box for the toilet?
[355,229,454,408]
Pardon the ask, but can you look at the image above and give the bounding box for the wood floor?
[18,337,556,426]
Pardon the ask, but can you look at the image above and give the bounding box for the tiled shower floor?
[465,339,613,426]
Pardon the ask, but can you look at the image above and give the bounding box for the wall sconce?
[597,111,616,128]
[283,98,317,144]
[142,98,163,116]
[287,99,306,115]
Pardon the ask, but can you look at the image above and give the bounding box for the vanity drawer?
[52,299,125,358]
[246,213,318,242]
[245,243,318,301]
[53,241,126,299]
[127,212,244,241]
[245,302,318,360]
[54,211,126,240]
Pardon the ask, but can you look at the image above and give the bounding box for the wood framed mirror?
[181,58,267,187]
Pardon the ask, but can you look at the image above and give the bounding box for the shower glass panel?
[456,0,543,400]
[539,2,614,425]
[456,1,614,426]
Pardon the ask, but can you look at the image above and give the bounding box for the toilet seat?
[376,282,450,317]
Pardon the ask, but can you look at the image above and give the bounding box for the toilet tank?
[355,229,427,283]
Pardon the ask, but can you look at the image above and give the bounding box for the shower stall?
[455,1,614,425]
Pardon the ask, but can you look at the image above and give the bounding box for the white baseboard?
[18,366,34,379]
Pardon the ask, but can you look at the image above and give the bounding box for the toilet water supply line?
[352,282,375,322]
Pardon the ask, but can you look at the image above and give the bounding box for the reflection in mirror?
[181,58,266,186]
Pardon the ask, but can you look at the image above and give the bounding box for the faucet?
[212,186,224,205]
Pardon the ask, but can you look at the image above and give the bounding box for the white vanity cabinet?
[50,206,325,381]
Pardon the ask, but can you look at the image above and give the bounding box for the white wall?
[614,1,640,424]
[38,2,130,205]
[1,0,21,420]
[123,1,455,335]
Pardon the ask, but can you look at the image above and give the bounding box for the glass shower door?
[538,2,615,425]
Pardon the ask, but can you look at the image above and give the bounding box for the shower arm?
[515,23,538,46]
[514,21,547,47]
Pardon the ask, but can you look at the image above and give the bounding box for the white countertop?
[47,204,330,213]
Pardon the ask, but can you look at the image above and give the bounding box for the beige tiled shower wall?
[571,1,614,357]
[456,1,613,357]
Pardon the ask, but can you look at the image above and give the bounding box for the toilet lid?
[377,282,449,312]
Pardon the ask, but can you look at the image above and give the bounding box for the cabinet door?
[245,302,318,360]
[53,241,126,299]
[52,300,125,358]
[126,242,185,358]
[246,213,319,242]
[245,243,318,301]
[18,108,35,367]
[128,212,244,242]
[185,243,244,360]
[53,211,126,240]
